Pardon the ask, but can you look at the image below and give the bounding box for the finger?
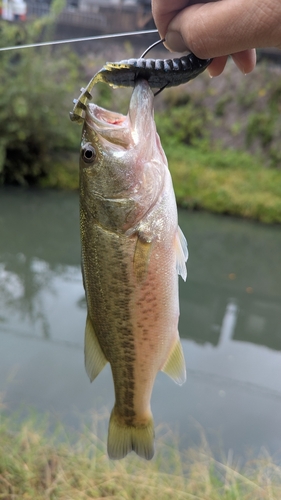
[207,57,228,77]
[151,0,190,38]
[152,0,213,38]
[207,50,256,78]
[231,49,257,74]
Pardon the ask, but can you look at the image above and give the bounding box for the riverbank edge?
[41,146,281,225]
[1,412,281,499]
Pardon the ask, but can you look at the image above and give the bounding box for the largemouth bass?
[79,79,188,460]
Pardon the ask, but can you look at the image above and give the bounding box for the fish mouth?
[85,104,131,147]
[87,106,127,129]
[85,80,154,148]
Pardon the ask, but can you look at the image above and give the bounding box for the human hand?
[152,0,281,76]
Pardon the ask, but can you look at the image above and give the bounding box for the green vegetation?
[162,144,281,224]
[0,17,81,186]
[1,20,281,222]
[153,65,281,224]
[1,410,281,499]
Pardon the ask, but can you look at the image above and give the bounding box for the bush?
[0,19,81,185]
[155,95,210,148]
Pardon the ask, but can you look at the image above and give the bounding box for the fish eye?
[82,143,96,163]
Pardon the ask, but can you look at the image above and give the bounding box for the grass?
[166,143,281,224]
[1,410,281,499]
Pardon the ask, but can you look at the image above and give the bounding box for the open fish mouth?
[86,105,128,130]
[84,80,154,148]
[85,103,131,148]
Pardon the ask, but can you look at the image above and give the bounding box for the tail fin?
[107,407,154,460]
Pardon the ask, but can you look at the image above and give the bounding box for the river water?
[1,188,281,458]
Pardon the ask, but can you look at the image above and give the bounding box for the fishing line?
[0,29,159,52]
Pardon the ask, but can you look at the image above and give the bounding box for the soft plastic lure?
[70,51,212,123]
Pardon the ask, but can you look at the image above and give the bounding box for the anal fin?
[84,313,108,382]
[161,338,186,386]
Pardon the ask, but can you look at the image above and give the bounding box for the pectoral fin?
[133,236,152,282]
[161,338,186,386]
[175,226,188,281]
[84,313,108,382]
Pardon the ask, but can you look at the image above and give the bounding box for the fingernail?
[165,31,187,53]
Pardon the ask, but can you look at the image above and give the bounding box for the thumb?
[165,1,281,58]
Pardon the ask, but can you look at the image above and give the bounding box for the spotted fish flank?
[78,79,188,460]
